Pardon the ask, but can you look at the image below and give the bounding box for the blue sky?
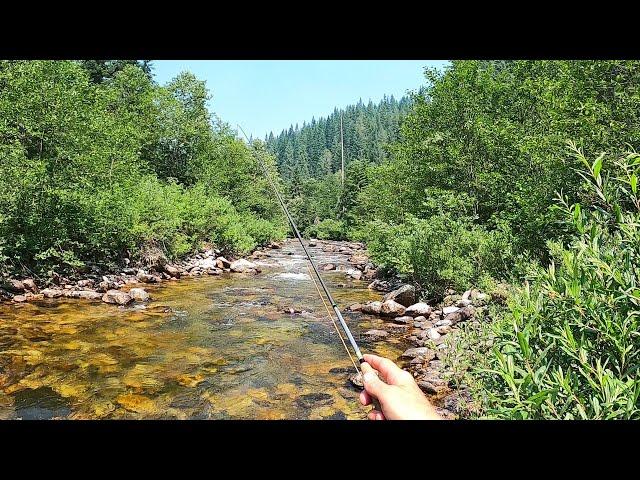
[152,60,450,139]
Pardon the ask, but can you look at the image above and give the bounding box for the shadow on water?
[0,240,409,419]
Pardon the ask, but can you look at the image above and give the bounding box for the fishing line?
[237,125,365,372]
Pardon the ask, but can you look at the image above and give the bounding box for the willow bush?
[479,145,640,419]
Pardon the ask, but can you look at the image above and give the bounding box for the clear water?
[0,240,408,419]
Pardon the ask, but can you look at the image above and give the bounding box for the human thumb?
[361,362,387,398]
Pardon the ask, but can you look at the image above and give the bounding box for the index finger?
[363,354,408,385]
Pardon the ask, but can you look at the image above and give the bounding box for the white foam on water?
[274,272,311,281]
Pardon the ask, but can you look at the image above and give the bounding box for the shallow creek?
[0,240,409,419]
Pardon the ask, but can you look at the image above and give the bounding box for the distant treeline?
[265,95,412,181]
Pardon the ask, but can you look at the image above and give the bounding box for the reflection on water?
[0,240,408,419]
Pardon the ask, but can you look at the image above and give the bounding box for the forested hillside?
[266,95,411,181]
[0,60,286,278]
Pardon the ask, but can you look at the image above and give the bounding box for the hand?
[359,353,442,420]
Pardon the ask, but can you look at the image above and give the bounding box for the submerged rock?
[387,323,410,333]
[322,263,336,271]
[349,372,364,389]
[295,392,334,409]
[383,284,416,307]
[363,329,388,341]
[392,315,414,324]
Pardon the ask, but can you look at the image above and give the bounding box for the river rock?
[444,305,475,325]
[427,328,441,340]
[456,298,473,307]
[361,301,383,315]
[102,289,133,305]
[349,372,364,388]
[68,290,102,300]
[346,268,362,280]
[13,295,27,302]
[348,254,369,266]
[163,265,182,278]
[367,279,394,292]
[322,263,336,271]
[380,299,406,317]
[308,240,317,247]
[230,259,260,274]
[442,306,460,315]
[462,289,472,301]
[76,279,94,288]
[437,325,452,335]
[269,242,282,249]
[216,257,232,269]
[41,288,63,298]
[23,278,38,292]
[129,288,150,302]
[404,302,433,316]
[363,329,389,341]
[401,347,436,361]
[383,284,416,307]
[136,271,161,283]
[348,303,363,312]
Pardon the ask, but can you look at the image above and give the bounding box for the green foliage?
[479,148,640,419]
[355,214,514,299]
[304,218,346,240]
[0,60,285,276]
[357,60,640,257]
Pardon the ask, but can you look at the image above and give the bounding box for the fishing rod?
[237,125,365,367]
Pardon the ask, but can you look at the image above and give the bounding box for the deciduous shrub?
[479,146,640,419]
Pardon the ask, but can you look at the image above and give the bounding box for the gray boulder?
[383,284,416,307]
